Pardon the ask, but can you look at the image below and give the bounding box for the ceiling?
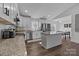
[18,3,76,19]
[54,3,79,19]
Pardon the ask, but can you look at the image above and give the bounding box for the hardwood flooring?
[25,38,79,56]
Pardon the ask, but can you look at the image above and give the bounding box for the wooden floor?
[25,38,79,56]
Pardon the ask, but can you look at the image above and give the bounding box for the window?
[41,23,51,32]
[64,24,68,28]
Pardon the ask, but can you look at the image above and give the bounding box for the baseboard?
[27,39,41,43]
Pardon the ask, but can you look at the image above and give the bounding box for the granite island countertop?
[41,31,63,35]
[0,35,26,56]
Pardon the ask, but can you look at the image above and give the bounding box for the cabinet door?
[47,24,51,31]
[32,31,41,39]
[75,14,79,32]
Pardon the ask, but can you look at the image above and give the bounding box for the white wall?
[45,15,72,32]
[55,15,72,32]
[19,16,32,30]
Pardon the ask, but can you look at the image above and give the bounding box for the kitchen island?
[41,32,62,49]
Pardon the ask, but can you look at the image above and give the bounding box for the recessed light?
[59,21,62,23]
[25,10,28,13]
[47,15,51,17]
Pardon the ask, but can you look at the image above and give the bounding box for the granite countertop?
[0,35,27,56]
[42,31,63,35]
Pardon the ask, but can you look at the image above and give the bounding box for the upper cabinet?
[0,3,19,25]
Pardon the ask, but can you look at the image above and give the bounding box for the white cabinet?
[0,3,19,25]
[41,32,62,49]
[32,31,41,39]
[25,31,41,40]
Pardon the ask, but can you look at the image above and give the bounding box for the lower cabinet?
[32,31,41,39]
[26,31,41,40]
[26,31,33,40]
